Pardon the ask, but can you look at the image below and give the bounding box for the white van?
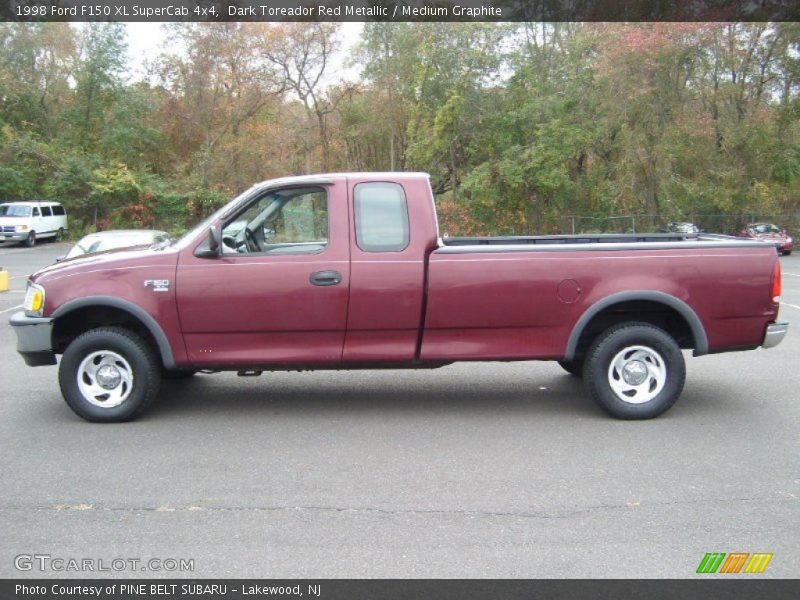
[0,201,68,247]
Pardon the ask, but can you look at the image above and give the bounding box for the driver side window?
[222,187,328,255]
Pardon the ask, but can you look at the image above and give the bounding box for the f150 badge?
[144,279,170,292]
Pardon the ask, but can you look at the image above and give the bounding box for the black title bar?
[2,1,800,22]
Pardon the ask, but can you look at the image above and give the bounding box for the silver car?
[61,229,170,261]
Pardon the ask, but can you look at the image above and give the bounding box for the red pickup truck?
[11,173,788,422]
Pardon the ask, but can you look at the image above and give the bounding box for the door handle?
[309,270,342,286]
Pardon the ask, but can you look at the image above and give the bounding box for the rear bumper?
[9,311,56,366]
[762,320,788,349]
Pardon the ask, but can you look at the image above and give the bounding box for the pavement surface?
[0,241,798,578]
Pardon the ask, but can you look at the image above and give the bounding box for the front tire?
[59,327,161,422]
[162,368,196,380]
[583,322,685,419]
[24,231,36,247]
[558,359,584,377]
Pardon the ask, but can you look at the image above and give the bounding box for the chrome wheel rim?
[77,351,134,408]
[607,345,666,404]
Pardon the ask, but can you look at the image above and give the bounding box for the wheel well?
[571,300,696,360]
[52,306,164,365]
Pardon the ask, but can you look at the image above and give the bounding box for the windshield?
[750,224,782,235]
[173,186,259,250]
[0,204,32,217]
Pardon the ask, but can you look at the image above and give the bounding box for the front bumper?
[9,311,56,366]
[0,232,28,242]
[762,320,789,349]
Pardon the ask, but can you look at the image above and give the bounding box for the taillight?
[771,260,781,303]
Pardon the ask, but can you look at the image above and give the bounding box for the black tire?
[162,368,196,380]
[58,327,161,422]
[558,359,584,377]
[55,228,65,242]
[583,322,685,420]
[783,251,791,256]
[23,231,36,247]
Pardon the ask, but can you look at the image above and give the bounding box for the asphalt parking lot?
[0,241,798,578]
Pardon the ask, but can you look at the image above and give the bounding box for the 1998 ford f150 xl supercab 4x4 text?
[10,173,788,422]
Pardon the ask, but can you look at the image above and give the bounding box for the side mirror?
[194,225,222,258]
[55,255,65,262]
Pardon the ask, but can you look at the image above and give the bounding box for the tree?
[72,23,127,151]
[260,23,341,172]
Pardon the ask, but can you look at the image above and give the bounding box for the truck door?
[176,183,350,366]
[342,177,433,363]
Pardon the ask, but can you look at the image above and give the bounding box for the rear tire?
[59,327,161,422]
[558,360,584,377]
[24,231,36,247]
[55,228,65,242]
[583,322,685,420]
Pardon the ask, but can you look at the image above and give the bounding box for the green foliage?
[0,22,798,236]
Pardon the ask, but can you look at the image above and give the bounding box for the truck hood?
[31,245,180,284]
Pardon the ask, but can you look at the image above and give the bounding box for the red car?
[737,223,793,255]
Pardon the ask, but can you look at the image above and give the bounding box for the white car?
[61,229,171,260]
[0,201,68,247]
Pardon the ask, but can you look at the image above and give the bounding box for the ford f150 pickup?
[10,173,788,422]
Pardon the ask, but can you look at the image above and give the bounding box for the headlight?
[17,224,28,231]
[787,237,793,243]
[23,282,45,317]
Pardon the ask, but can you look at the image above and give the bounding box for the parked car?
[60,230,171,261]
[10,172,787,422]
[0,201,68,247]
[737,223,793,255]
[659,222,700,234]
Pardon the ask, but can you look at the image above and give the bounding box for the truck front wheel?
[583,323,685,419]
[58,327,161,422]
[558,360,584,377]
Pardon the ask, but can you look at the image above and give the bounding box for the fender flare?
[564,290,709,361]
[51,296,176,368]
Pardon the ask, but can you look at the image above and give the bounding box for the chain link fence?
[558,214,800,235]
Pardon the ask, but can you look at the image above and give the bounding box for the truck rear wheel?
[583,322,685,419]
[59,327,161,422]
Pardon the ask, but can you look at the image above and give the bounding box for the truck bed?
[439,233,768,252]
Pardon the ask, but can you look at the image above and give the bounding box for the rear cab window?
[354,182,410,252]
